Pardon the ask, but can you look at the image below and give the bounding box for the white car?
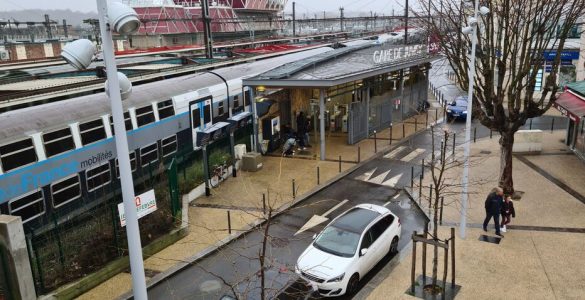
[296,204,401,297]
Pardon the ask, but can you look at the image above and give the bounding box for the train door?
[189,95,213,149]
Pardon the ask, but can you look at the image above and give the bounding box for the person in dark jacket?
[500,195,516,233]
[296,112,307,148]
[483,187,504,237]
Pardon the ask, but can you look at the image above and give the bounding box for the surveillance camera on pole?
[60,1,147,298]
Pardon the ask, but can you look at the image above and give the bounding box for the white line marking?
[383,146,406,159]
[401,148,426,162]
[384,191,402,207]
[369,170,391,185]
[323,199,349,217]
[382,174,402,187]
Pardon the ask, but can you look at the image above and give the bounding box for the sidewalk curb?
[118,117,439,300]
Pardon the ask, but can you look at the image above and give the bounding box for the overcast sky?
[0,0,410,15]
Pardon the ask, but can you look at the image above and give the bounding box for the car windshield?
[313,226,361,258]
[450,100,467,107]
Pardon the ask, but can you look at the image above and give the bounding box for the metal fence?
[25,124,253,294]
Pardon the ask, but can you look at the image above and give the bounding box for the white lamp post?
[61,1,147,298]
[460,0,489,239]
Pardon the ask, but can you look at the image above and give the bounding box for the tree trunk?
[498,132,515,194]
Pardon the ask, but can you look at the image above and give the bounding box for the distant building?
[122,0,287,48]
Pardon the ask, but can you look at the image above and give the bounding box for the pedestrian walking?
[500,195,516,233]
[483,187,504,237]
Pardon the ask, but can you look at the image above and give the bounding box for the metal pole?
[292,179,296,199]
[263,193,266,215]
[292,2,296,37]
[374,131,377,153]
[389,124,393,145]
[460,0,480,239]
[230,132,236,177]
[551,118,555,132]
[411,166,414,187]
[201,0,213,59]
[96,1,147,298]
[227,210,232,234]
[317,166,320,185]
[452,132,456,156]
[358,146,361,162]
[338,155,342,173]
[319,89,326,160]
[203,146,210,196]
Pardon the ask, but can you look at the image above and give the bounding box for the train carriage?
[0,46,334,231]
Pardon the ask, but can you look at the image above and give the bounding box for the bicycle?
[210,161,228,188]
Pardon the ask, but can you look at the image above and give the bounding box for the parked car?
[446,96,469,121]
[295,204,401,297]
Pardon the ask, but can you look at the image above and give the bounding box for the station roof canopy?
[243,42,438,88]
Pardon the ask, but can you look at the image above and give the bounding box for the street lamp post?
[460,0,488,239]
[97,1,147,297]
[61,1,147,298]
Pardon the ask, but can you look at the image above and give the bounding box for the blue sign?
[543,50,580,61]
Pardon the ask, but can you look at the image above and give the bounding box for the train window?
[43,127,75,157]
[136,105,155,127]
[79,119,107,146]
[244,90,251,106]
[140,143,158,167]
[217,100,225,116]
[233,95,240,108]
[86,163,111,192]
[162,135,177,157]
[157,100,175,120]
[109,112,133,135]
[204,104,211,124]
[8,190,45,223]
[51,175,81,208]
[0,138,37,172]
[115,152,137,177]
[192,108,201,128]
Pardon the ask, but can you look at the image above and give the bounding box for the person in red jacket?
[500,195,516,233]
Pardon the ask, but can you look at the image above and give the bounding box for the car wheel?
[346,273,359,295]
[389,237,399,255]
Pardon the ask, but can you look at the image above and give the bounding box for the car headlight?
[463,111,468,114]
[446,109,452,113]
[327,273,345,283]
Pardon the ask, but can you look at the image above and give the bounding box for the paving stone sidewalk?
[362,130,585,300]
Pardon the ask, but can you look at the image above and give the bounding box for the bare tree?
[419,0,585,193]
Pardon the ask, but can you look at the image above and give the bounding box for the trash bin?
[242,152,263,172]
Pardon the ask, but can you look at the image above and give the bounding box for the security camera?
[468,17,478,26]
[108,1,141,35]
[479,6,490,16]
[462,26,474,35]
[61,39,96,70]
[105,72,133,100]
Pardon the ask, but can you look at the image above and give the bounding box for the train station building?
[243,41,437,160]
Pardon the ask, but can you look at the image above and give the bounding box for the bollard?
[429,185,433,209]
[402,123,406,138]
[262,194,266,215]
[440,141,444,164]
[529,118,533,130]
[410,166,414,187]
[421,158,425,179]
[490,129,493,139]
[419,174,423,204]
[339,155,342,173]
[389,125,393,145]
[227,210,232,234]
[452,132,456,156]
[358,146,361,162]
[415,118,418,131]
[425,111,429,127]
[374,131,378,153]
[551,118,555,133]
[473,127,477,143]
[317,166,320,185]
[292,179,296,199]
[435,109,438,124]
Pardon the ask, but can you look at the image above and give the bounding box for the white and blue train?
[0,46,334,230]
